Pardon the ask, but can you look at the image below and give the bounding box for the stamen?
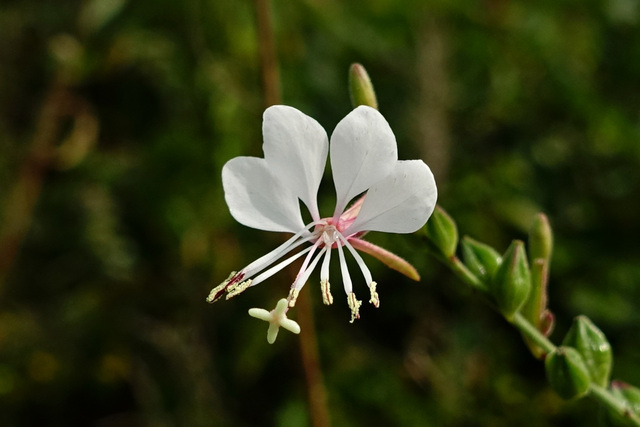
[208,220,323,303]
[251,246,312,286]
[206,271,239,303]
[294,240,322,283]
[320,241,332,283]
[336,240,352,294]
[240,221,321,279]
[321,279,333,305]
[226,279,252,299]
[347,292,362,323]
[369,281,380,308]
[288,247,327,307]
[337,233,373,285]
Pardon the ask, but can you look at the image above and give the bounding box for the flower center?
[313,219,349,249]
[321,225,341,247]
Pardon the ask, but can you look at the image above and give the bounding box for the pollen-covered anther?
[206,271,238,303]
[347,292,362,323]
[369,281,380,308]
[321,279,333,305]
[287,287,300,308]
[226,279,252,299]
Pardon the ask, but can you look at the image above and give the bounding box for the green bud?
[602,381,640,427]
[490,240,531,320]
[349,63,378,109]
[461,236,502,281]
[617,382,640,416]
[562,316,612,387]
[545,346,591,400]
[528,213,553,264]
[521,258,554,359]
[522,213,554,355]
[424,205,458,258]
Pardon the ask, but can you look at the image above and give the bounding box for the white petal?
[263,106,328,220]
[330,106,398,216]
[222,156,305,233]
[345,160,437,235]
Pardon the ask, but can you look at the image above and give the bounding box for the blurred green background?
[1,0,640,426]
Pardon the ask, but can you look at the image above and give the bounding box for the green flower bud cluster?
[424,207,543,322]
[353,63,640,425]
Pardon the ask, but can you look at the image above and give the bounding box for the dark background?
[1,0,639,425]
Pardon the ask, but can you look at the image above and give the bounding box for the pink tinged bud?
[490,240,531,320]
[349,238,420,281]
[528,213,553,264]
[521,259,554,359]
[522,213,555,358]
[539,310,555,337]
[349,63,378,109]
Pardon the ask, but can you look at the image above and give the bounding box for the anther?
[347,292,362,323]
[287,287,300,307]
[321,279,333,305]
[369,281,380,308]
[226,279,252,299]
[207,271,238,303]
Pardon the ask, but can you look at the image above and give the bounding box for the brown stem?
[254,0,281,108]
[0,79,95,293]
[253,2,328,421]
[0,83,71,289]
[414,17,451,183]
[296,288,331,427]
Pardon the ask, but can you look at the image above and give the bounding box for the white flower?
[208,105,437,329]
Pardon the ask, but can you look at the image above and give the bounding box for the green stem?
[589,384,640,427]
[510,312,556,354]
[446,256,487,292]
[435,246,640,426]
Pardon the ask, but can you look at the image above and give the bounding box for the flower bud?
[424,205,459,258]
[528,213,553,263]
[461,236,502,281]
[490,240,531,319]
[521,258,554,359]
[602,381,640,427]
[522,214,554,347]
[545,346,591,400]
[349,63,378,109]
[617,382,640,415]
[562,316,612,387]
